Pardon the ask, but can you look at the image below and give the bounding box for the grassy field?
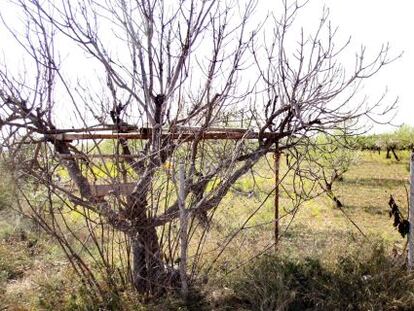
[199,151,409,270]
[279,150,409,258]
[0,151,412,310]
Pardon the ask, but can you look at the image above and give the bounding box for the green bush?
[0,235,34,282]
[0,180,12,211]
[228,244,414,311]
[229,255,294,310]
[356,124,414,152]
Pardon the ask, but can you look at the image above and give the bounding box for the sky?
[321,0,414,132]
[0,0,413,133]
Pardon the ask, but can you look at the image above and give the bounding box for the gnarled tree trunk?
[127,179,164,294]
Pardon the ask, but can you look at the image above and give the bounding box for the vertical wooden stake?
[409,152,414,270]
[178,162,189,297]
[274,143,281,250]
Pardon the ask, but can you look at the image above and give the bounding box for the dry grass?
[236,151,407,257]
[0,151,411,310]
[202,151,410,309]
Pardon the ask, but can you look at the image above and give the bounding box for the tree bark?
[391,148,400,161]
[131,227,163,294]
[386,148,391,159]
[129,199,163,294]
[333,196,343,208]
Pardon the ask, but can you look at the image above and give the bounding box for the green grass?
[237,151,407,252]
[0,151,412,310]
[200,151,410,307]
[224,243,414,311]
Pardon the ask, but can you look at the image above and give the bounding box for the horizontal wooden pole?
[174,126,249,133]
[91,183,136,197]
[56,154,141,159]
[45,131,279,141]
[45,126,138,134]
[45,126,249,135]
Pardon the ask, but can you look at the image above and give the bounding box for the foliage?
[299,132,360,207]
[228,244,414,311]
[0,161,13,211]
[388,195,410,238]
[312,133,359,177]
[356,124,414,152]
[0,236,33,284]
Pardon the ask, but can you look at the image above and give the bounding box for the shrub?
[228,244,414,311]
[0,233,34,282]
[230,255,297,310]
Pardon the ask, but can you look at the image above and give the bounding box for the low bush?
[227,244,414,311]
[0,231,36,283]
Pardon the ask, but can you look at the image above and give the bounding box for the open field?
[201,151,409,266]
[0,151,412,310]
[278,150,409,258]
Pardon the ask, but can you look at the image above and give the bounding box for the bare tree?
[308,131,359,208]
[0,0,397,298]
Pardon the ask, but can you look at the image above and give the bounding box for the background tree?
[310,132,359,208]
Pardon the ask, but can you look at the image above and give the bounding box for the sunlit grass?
[1,150,411,309]
[199,151,409,277]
